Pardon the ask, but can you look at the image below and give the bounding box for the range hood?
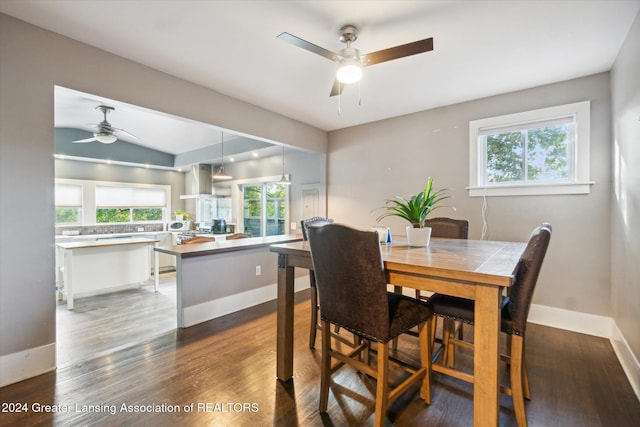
[180,164,214,199]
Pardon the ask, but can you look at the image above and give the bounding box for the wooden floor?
[56,273,177,367]
[2,281,639,426]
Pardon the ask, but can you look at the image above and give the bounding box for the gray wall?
[610,13,640,366]
[328,72,612,317]
[221,148,327,227]
[0,13,326,381]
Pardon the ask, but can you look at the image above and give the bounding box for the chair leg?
[309,277,319,348]
[319,320,332,412]
[419,321,432,404]
[442,319,456,368]
[522,351,531,400]
[374,342,390,427]
[510,334,528,427]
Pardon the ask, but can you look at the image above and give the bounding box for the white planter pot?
[406,226,432,247]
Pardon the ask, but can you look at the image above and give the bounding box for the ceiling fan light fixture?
[336,63,362,84]
[95,132,117,144]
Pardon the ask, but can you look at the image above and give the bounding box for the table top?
[270,237,526,288]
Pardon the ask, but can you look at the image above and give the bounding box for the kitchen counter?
[56,236,160,249]
[56,237,160,309]
[155,234,302,258]
[155,234,305,328]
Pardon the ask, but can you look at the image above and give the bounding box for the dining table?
[270,236,527,427]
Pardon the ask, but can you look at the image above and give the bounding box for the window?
[468,101,593,196]
[55,182,83,224]
[55,179,170,225]
[242,183,288,237]
[95,185,167,223]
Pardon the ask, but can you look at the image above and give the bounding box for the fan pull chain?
[338,82,342,115]
[358,81,362,107]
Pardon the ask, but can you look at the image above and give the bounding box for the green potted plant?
[173,210,190,221]
[375,177,452,246]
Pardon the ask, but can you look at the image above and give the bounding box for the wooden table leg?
[276,253,295,381]
[473,285,501,426]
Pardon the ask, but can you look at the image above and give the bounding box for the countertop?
[56,237,160,250]
[155,234,302,258]
[55,231,171,241]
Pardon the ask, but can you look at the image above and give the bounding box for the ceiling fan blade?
[112,127,140,140]
[72,137,97,143]
[277,32,340,61]
[361,37,434,67]
[329,80,345,97]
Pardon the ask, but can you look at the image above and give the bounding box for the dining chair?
[427,223,551,427]
[393,218,469,353]
[416,218,469,304]
[182,236,215,244]
[300,217,336,348]
[307,223,433,427]
[226,233,252,240]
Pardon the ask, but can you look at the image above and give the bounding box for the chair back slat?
[425,217,469,239]
[308,224,390,341]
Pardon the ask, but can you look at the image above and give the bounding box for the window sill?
[467,181,595,197]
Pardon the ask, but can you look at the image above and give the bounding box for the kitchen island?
[56,237,160,309]
[155,234,304,328]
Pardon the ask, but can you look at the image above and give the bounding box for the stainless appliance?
[176,221,216,244]
[168,220,190,232]
[212,219,227,234]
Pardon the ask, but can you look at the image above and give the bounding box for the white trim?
[467,182,594,197]
[0,343,56,387]
[469,101,591,197]
[610,322,640,402]
[528,303,613,338]
[182,274,310,327]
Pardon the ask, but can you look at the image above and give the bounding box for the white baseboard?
[0,343,56,387]
[528,303,614,338]
[183,275,310,328]
[529,304,639,402]
[610,321,640,401]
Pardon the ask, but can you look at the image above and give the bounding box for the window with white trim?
[95,184,167,223]
[241,182,289,237]
[468,101,592,196]
[55,182,83,224]
[54,179,170,225]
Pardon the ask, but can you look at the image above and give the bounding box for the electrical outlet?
[290,222,297,230]
[255,265,261,276]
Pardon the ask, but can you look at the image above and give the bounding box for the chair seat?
[428,293,515,335]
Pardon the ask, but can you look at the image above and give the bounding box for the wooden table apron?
[270,238,526,427]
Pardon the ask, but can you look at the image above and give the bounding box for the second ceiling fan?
[278,25,434,97]
[72,105,139,144]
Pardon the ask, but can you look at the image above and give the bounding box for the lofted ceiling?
[2,0,639,158]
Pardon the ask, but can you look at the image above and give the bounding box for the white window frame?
[468,101,593,197]
[55,178,170,225]
[229,175,290,236]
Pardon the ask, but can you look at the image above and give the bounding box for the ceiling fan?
[72,105,139,144]
[278,25,434,97]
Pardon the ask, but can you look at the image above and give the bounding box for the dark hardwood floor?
[2,283,639,426]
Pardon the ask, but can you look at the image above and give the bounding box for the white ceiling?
[2,0,639,155]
